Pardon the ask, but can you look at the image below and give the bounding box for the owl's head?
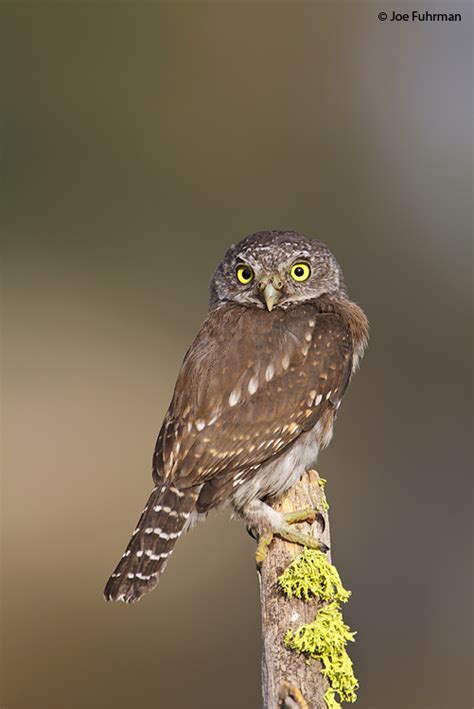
[209,230,347,311]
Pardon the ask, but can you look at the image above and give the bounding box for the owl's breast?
[231,416,333,509]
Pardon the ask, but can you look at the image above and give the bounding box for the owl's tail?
[103,483,198,603]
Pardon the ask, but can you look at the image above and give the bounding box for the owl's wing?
[153,303,352,494]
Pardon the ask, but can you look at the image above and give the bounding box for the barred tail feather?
[104,484,198,603]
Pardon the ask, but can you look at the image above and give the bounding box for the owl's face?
[210,230,346,311]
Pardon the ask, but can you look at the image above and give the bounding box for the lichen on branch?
[278,548,350,603]
[277,530,358,708]
[284,601,358,708]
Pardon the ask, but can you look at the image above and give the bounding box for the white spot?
[265,364,275,382]
[136,572,151,580]
[180,511,190,519]
[136,550,144,557]
[290,611,300,622]
[145,550,153,557]
[132,528,140,535]
[208,414,218,425]
[302,346,309,356]
[195,419,206,431]
[170,486,184,498]
[111,572,121,578]
[127,573,134,579]
[309,319,315,327]
[122,549,131,557]
[150,552,169,561]
[315,394,323,405]
[229,388,241,407]
[326,390,332,400]
[305,332,312,342]
[248,376,258,395]
[162,506,171,513]
[153,506,161,513]
[145,527,153,534]
[282,354,290,370]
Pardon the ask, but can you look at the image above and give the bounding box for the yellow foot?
[255,532,274,567]
[255,508,328,568]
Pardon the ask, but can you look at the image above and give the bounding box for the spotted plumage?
[104,230,368,603]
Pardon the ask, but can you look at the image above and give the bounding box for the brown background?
[1,2,472,708]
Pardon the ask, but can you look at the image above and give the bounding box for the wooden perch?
[258,469,332,709]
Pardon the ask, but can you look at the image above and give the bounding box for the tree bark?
[258,469,331,709]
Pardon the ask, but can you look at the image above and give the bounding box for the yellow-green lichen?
[278,548,351,603]
[284,602,358,708]
[318,476,330,512]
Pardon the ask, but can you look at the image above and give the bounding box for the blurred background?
[1,2,472,708]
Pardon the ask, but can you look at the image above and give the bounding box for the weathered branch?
[258,469,332,709]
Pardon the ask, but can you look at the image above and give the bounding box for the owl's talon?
[277,525,328,553]
[283,507,325,531]
[255,532,274,567]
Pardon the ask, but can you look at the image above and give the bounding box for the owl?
[104,230,368,603]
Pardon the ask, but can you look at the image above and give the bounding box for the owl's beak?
[262,282,281,311]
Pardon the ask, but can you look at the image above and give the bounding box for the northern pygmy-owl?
[104,230,368,603]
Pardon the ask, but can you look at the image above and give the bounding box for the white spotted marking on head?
[315,394,323,406]
[195,419,206,431]
[248,376,258,395]
[282,354,290,370]
[228,388,241,407]
[265,364,275,382]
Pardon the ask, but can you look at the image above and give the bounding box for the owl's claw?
[277,526,329,553]
[255,507,328,567]
[255,532,274,567]
[282,507,326,532]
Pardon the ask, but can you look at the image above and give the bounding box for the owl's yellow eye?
[236,264,254,285]
[290,262,311,282]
